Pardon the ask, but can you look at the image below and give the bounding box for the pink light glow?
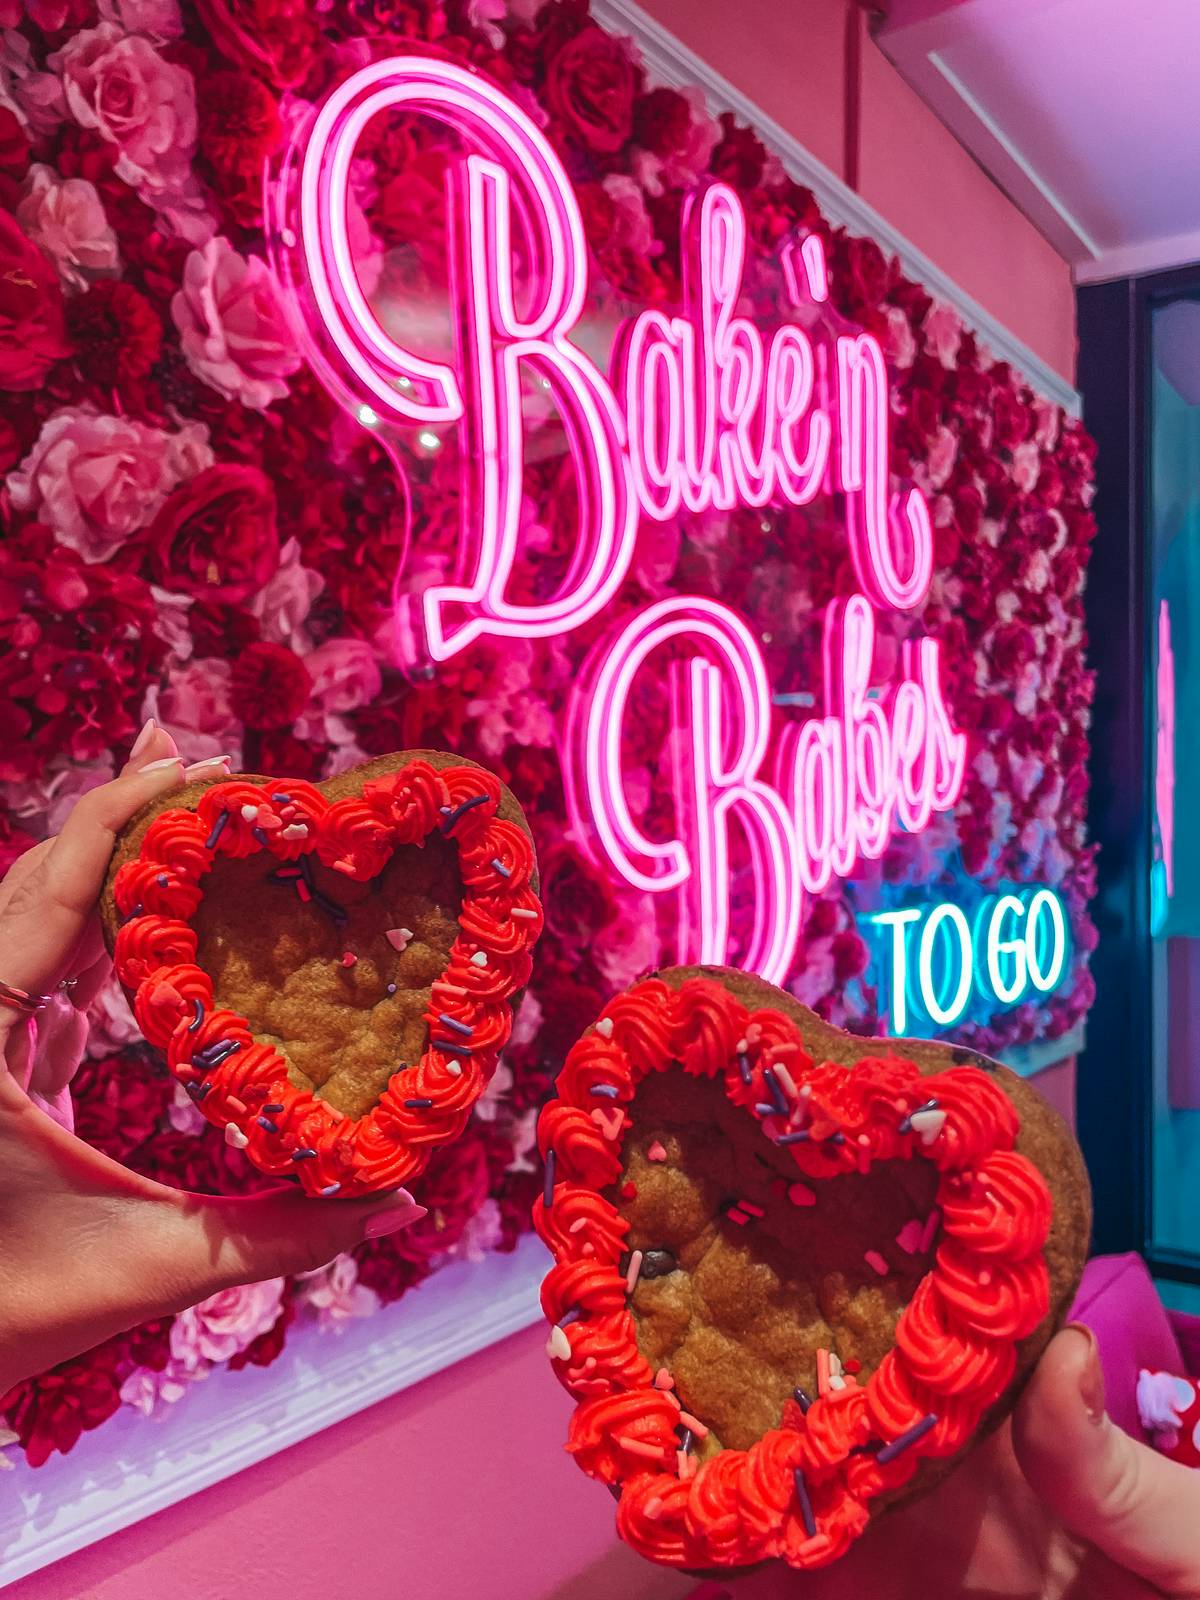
[1157,597,1176,899]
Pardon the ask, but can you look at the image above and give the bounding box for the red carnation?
[198,69,282,173]
[0,210,70,390]
[66,280,163,392]
[194,0,320,88]
[2,1345,124,1468]
[150,464,279,604]
[230,640,312,729]
[545,27,635,154]
[632,86,691,155]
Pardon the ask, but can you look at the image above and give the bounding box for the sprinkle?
[618,1436,667,1462]
[257,1116,279,1134]
[271,792,292,803]
[677,1412,708,1439]
[738,1053,752,1084]
[386,927,413,952]
[625,1250,643,1293]
[896,1219,924,1253]
[911,1107,947,1145]
[754,1103,778,1118]
[826,1131,846,1146]
[793,1387,812,1413]
[546,1324,572,1361]
[620,1181,637,1201]
[772,1063,798,1100]
[511,907,538,920]
[877,1414,938,1464]
[291,1148,317,1161]
[920,1209,941,1253]
[224,1123,249,1149]
[591,1106,624,1140]
[735,1038,748,1053]
[263,1103,284,1113]
[899,1097,940,1134]
[762,1067,789,1115]
[793,1468,817,1538]
[470,951,488,968]
[438,1012,473,1036]
[726,1207,749,1226]
[405,1097,434,1109]
[594,1017,614,1039]
[543,1149,556,1207]
[844,1359,862,1374]
[676,1450,695,1480]
[857,1133,872,1173]
[589,1083,621,1099]
[156,873,169,888]
[490,857,512,879]
[788,1181,817,1207]
[188,1081,211,1101]
[204,812,229,849]
[647,1141,667,1162]
[240,804,259,822]
[187,998,204,1032]
[273,865,302,880]
[643,1496,663,1520]
[282,823,308,841]
[817,1348,831,1397]
[978,1268,992,1287]
[676,1427,692,1453]
[654,1369,674,1390]
[320,1183,341,1196]
[441,793,490,831]
[569,1218,588,1235]
[433,1038,472,1056]
[341,951,357,968]
[770,1041,800,1057]
[557,1307,582,1327]
[865,1250,889,1276]
[739,1200,765,1218]
[226,1096,247,1115]
[386,983,397,995]
[194,1040,241,1070]
[776,1129,811,1146]
[436,983,469,998]
[295,880,312,903]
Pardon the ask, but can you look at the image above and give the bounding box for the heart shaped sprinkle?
[386,927,414,952]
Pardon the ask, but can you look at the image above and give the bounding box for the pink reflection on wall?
[1158,597,1176,900]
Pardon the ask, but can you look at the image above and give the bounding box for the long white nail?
[184,756,232,779]
[140,756,185,773]
[130,718,157,759]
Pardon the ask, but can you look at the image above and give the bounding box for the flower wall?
[0,0,1097,1467]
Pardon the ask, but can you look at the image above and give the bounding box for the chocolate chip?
[951,1047,996,1071]
[639,1248,678,1279]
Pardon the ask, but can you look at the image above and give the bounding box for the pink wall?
[9,6,1080,1597]
[638,0,1077,382]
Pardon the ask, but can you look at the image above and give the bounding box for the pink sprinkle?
[385,927,413,952]
[896,1219,924,1254]
[788,1182,816,1207]
[678,1412,708,1439]
[865,1250,889,1277]
[582,1356,597,1374]
[856,1133,871,1173]
[644,1496,663,1520]
[568,1217,588,1234]
[654,1368,674,1390]
[817,1348,831,1396]
[739,1199,765,1218]
[625,1249,644,1293]
[620,1436,667,1462]
[745,1022,762,1043]
[663,1388,682,1411]
[770,1041,799,1058]
[647,1140,667,1162]
[591,1105,624,1140]
[676,1450,693,1479]
[920,1209,941,1253]
[726,1208,749,1226]
[340,951,357,968]
[978,1269,993,1287]
[772,1063,798,1099]
[581,1243,595,1257]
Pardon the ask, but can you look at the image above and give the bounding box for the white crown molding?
[591,0,1082,416]
[0,1235,547,1587]
[1075,228,1200,286]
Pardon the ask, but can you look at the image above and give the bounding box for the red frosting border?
[111,759,541,1198]
[533,976,1052,1571]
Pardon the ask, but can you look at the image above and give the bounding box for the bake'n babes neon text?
[278,55,968,985]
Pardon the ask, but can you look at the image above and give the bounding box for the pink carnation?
[169,1279,285,1370]
[295,637,382,742]
[172,237,300,410]
[153,658,241,762]
[922,302,963,370]
[8,406,213,564]
[17,165,120,290]
[50,24,196,196]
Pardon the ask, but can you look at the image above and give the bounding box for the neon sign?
[277,53,971,986]
[868,886,1071,1036]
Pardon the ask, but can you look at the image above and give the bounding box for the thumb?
[1013,1324,1200,1595]
[115,1185,427,1319]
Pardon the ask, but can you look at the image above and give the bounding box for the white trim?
[1075,228,1200,286]
[591,0,1081,415]
[0,1235,547,1588]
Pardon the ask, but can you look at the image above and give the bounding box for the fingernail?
[363,1201,427,1240]
[184,756,232,779]
[1067,1322,1105,1423]
[140,756,185,773]
[130,718,157,759]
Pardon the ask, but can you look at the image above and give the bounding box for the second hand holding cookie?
[0,721,425,1397]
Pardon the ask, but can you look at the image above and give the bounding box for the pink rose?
[50,24,197,196]
[8,406,213,563]
[1010,439,1041,494]
[922,302,963,370]
[296,1255,378,1332]
[246,535,323,648]
[17,164,120,290]
[295,637,381,742]
[169,1279,285,1370]
[154,658,240,761]
[882,304,917,371]
[925,424,958,491]
[97,0,183,42]
[599,174,658,257]
[119,1360,196,1417]
[172,237,300,410]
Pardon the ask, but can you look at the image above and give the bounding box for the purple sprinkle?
[754,1103,778,1118]
[776,1129,811,1146]
[386,983,397,995]
[738,1052,752,1084]
[257,1116,279,1134]
[320,1182,341,1196]
[439,805,452,814]
[433,1038,471,1056]
[313,890,348,924]
[827,1132,846,1146]
[543,1147,556,1208]
[793,1468,817,1538]
[291,1148,317,1161]
[876,1413,938,1464]
[187,998,205,1033]
[898,1098,940,1136]
[194,1039,240,1070]
[156,873,169,888]
[253,826,269,846]
[676,1427,692,1453]
[271,792,292,803]
[490,857,512,879]
[441,793,490,831]
[762,1067,788,1115]
[793,1387,812,1413]
[204,811,229,850]
[557,1307,582,1328]
[263,1103,284,1113]
[589,1084,621,1099]
[404,1097,434,1109]
[188,1081,211,1101]
[437,1012,473,1037]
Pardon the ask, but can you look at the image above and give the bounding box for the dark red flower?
[198,68,282,174]
[710,113,766,188]
[544,26,635,154]
[229,1292,293,1369]
[0,211,70,390]
[0,106,29,172]
[194,0,320,88]
[2,1345,123,1468]
[230,640,312,729]
[72,1051,172,1161]
[149,464,279,604]
[66,280,163,393]
[632,86,691,155]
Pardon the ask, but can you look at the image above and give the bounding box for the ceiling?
[876,0,1200,283]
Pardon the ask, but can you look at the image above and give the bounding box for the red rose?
[0,210,70,390]
[230,641,312,729]
[150,464,279,604]
[545,27,635,154]
[72,1052,173,1161]
[194,0,320,88]
[66,280,163,393]
[632,86,691,155]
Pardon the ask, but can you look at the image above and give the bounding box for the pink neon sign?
[280,52,969,984]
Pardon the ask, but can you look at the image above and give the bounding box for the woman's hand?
[0,722,425,1396]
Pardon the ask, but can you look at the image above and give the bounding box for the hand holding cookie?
[0,723,425,1396]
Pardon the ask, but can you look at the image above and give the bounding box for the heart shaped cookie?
[101,751,540,1198]
[534,966,1089,1572]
